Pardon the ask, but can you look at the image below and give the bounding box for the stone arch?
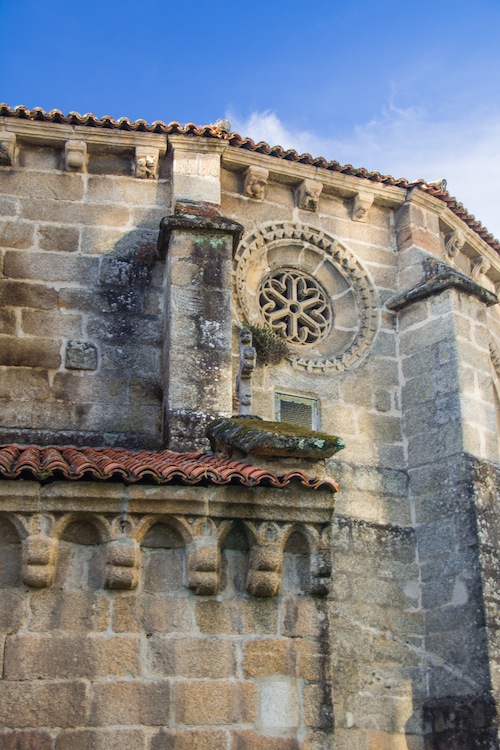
[135,514,193,546]
[140,519,187,594]
[282,525,312,595]
[220,520,251,595]
[54,514,108,591]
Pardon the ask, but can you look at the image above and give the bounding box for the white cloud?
[228,107,500,240]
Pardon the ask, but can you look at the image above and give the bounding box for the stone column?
[169,135,227,206]
[157,200,243,451]
[391,196,500,747]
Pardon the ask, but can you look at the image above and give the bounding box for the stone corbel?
[444,230,465,260]
[187,543,220,595]
[308,547,332,596]
[296,179,323,212]
[64,140,87,172]
[245,521,288,597]
[187,519,221,595]
[0,131,16,167]
[472,257,491,283]
[135,146,160,179]
[351,192,374,222]
[21,534,57,588]
[243,165,269,200]
[246,545,283,596]
[105,537,140,590]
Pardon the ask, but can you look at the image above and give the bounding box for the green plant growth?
[247,324,289,365]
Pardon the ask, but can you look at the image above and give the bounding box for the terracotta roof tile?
[1,104,498,254]
[0,444,337,492]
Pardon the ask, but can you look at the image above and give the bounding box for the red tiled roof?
[0,444,337,492]
[1,103,498,253]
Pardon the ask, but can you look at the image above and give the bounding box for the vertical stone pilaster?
[168,135,227,206]
[388,264,500,747]
[157,200,243,450]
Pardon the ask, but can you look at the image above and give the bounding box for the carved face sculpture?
[246,176,267,200]
[303,184,322,211]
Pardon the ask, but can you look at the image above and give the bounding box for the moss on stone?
[207,416,345,459]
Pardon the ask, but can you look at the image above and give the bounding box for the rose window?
[259,269,332,344]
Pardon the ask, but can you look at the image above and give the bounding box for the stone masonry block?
[0,220,35,249]
[4,634,141,679]
[28,590,109,632]
[90,680,170,726]
[0,336,62,369]
[65,341,98,370]
[3,250,99,283]
[173,680,256,725]
[22,310,83,339]
[21,198,129,227]
[282,598,322,638]
[112,593,193,634]
[0,171,84,201]
[0,680,89,728]
[148,636,236,679]
[0,308,15,334]
[151,729,228,750]
[243,639,295,678]
[0,196,19,216]
[0,279,58,310]
[257,677,300,732]
[87,175,168,205]
[56,728,147,750]
[0,730,54,750]
[38,224,80,253]
[0,368,50,400]
[232,731,300,750]
[195,599,278,634]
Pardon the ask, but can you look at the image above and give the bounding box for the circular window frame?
[233,221,379,372]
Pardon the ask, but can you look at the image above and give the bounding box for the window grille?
[275,392,320,431]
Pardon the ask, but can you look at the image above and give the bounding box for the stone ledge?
[207,416,345,460]
[157,200,243,257]
[386,259,498,311]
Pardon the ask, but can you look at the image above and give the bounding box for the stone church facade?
[0,104,499,749]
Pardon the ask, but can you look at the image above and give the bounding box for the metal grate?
[275,393,319,430]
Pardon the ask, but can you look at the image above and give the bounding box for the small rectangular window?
[275,392,320,431]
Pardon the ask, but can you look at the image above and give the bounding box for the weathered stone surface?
[65,341,98,370]
[173,680,256,725]
[207,416,345,459]
[151,729,228,750]
[4,634,141,679]
[90,680,170,725]
[149,636,236,678]
[0,680,89,727]
[0,335,62,368]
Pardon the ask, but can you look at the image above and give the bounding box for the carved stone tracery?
[259,269,332,344]
[234,221,379,372]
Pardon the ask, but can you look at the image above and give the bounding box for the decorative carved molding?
[351,192,374,222]
[296,179,323,212]
[135,146,160,179]
[444,230,466,259]
[0,131,16,167]
[234,222,379,372]
[237,328,256,415]
[64,140,87,171]
[1,509,331,598]
[243,165,269,200]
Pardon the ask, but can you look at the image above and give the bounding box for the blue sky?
[1,0,499,237]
